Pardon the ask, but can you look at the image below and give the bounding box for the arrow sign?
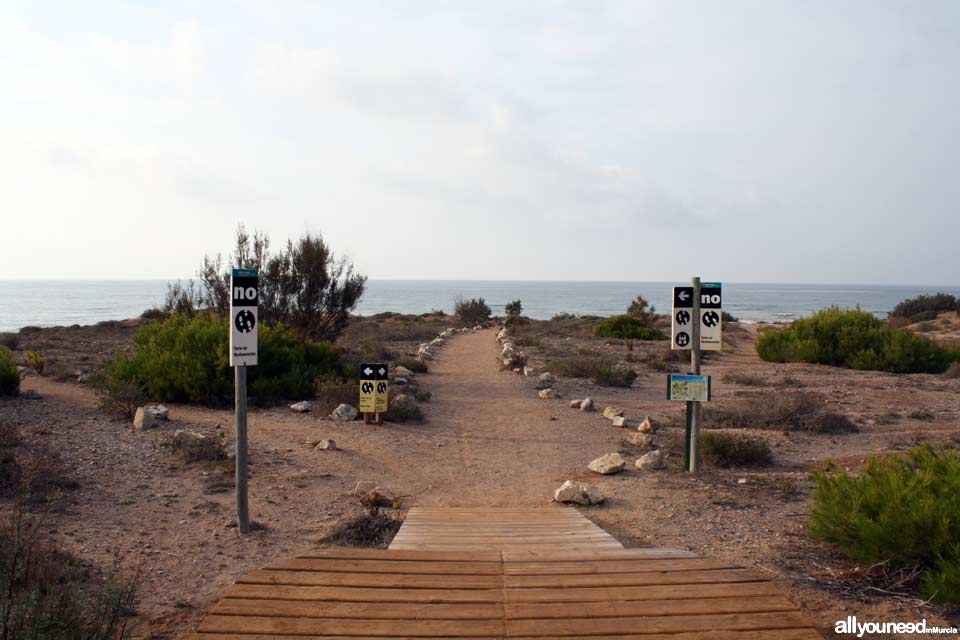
[363,367,373,377]
[679,290,689,301]
[378,367,386,376]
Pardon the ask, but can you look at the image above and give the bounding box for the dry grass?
[705,392,857,434]
[321,511,403,548]
[721,370,768,386]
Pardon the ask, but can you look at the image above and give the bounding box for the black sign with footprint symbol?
[235,309,256,333]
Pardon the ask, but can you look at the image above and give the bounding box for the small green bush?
[593,365,638,388]
[454,296,490,325]
[722,311,739,322]
[890,293,958,323]
[757,307,956,374]
[593,315,665,340]
[396,357,428,374]
[25,350,45,375]
[0,348,19,396]
[810,445,960,605]
[110,314,341,406]
[505,299,522,318]
[385,394,423,423]
[93,374,146,419]
[701,431,773,467]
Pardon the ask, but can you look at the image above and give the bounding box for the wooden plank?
[503,549,698,561]
[508,632,821,640]
[224,583,503,604]
[504,596,798,619]
[268,558,503,575]
[193,636,503,640]
[506,611,815,636]
[504,581,782,603]
[198,614,504,637]
[295,549,501,562]
[212,598,503,619]
[506,568,765,589]
[241,569,501,589]
[504,558,739,575]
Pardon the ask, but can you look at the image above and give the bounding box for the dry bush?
[593,365,638,388]
[322,512,402,548]
[164,431,229,465]
[92,374,145,419]
[385,394,424,423]
[315,377,358,414]
[945,362,960,379]
[701,431,773,468]
[721,370,768,386]
[705,392,856,434]
[396,357,428,374]
[548,355,612,378]
[0,332,19,350]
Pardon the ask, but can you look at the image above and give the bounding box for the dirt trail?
[406,328,614,506]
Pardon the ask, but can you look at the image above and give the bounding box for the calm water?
[1,280,959,332]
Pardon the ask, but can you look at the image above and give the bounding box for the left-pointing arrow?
[363,368,373,376]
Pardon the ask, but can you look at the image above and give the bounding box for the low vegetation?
[889,293,958,323]
[757,307,957,374]
[810,445,960,605]
[93,375,146,419]
[0,347,19,396]
[454,296,491,325]
[626,295,657,326]
[592,365,638,388]
[314,377,359,414]
[505,299,522,319]
[705,392,856,434]
[593,315,665,340]
[945,362,960,379]
[701,431,773,467]
[109,314,341,406]
[396,357,428,374]
[385,394,424,423]
[25,350,45,375]
[547,355,612,378]
[721,370,767,386]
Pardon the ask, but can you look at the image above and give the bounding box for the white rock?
[332,404,358,421]
[173,429,207,448]
[536,372,555,389]
[133,407,158,430]
[627,432,652,448]
[738,478,749,485]
[580,397,595,412]
[523,366,535,377]
[315,439,337,451]
[538,388,555,400]
[638,417,655,433]
[432,337,445,346]
[497,328,509,341]
[395,365,414,378]
[417,344,434,360]
[588,453,626,474]
[395,377,408,385]
[554,480,604,505]
[143,404,169,420]
[635,450,665,471]
[603,406,624,420]
[441,329,455,338]
[290,401,312,413]
[611,416,627,428]
[353,481,376,495]
[569,399,582,409]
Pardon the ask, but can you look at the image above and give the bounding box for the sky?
[1,1,958,284]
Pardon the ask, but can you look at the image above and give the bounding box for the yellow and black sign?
[359,363,389,414]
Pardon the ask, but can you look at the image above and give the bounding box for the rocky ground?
[1,312,959,638]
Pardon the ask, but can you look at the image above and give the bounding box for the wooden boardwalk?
[193,508,821,639]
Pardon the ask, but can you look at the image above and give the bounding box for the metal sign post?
[689,277,702,473]
[230,268,258,534]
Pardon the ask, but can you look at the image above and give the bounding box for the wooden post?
[235,364,250,534]
[689,277,702,473]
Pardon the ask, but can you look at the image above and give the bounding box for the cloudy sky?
[2,1,957,284]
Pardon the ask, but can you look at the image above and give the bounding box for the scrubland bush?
[890,293,958,323]
[593,315,665,340]
[93,375,145,419]
[722,311,739,322]
[502,351,528,369]
[454,296,491,325]
[551,312,577,321]
[757,307,956,374]
[385,394,424,423]
[165,431,229,464]
[505,299,522,318]
[706,392,856,434]
[140,307,167,321]
[0,347,19,396]
[548,355,611,378]
[109,315,341,406]
[945,362,960,379]
[810,445,960,605]
[701,431,773,467]
[162,280,202,317]
[0,333,19,350]
[314,377,358,414]
[593,365,638,388]
[626,295,657,326]
[25,350,45,375]
[721,370,767,386]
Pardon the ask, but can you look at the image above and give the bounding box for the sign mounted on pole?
[667,373,712,402]
[699,282,722,351]
[230,269,259,366]
[359,363,389,420]
[671,283,722,351]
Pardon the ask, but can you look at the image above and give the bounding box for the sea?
[1,280,958,333]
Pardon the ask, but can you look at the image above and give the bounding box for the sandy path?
[406,328,611,506]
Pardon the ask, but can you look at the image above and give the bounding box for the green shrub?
[593,365,638,388]
[454,296,491,325]
[551,312,577,321]
[385,394,423,423]
[626,296,657,326]
[110,314,341,406]
[756,307,956,374]
[505,299,522,318]
[593,315,665,340]
[93,374,146,419]
[701,431,773,467]
[25,350,45,375]
[0,333,18,350]
[396,357,428,374]
[547,355,611,378]
[314,376,358,414]
[890,293,958,323]
[810,445,960,605]
[722,311,739,322]
[0,348,19,396]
